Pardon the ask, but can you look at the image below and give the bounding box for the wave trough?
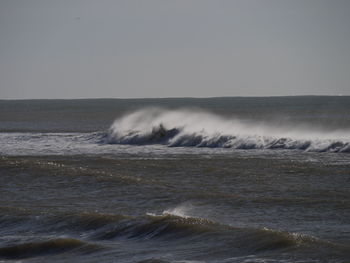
[106,108,350,152]
[0,238,99,259]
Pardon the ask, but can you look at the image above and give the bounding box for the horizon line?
[0,94,349,101]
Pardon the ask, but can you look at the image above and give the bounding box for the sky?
[1,0,350,99]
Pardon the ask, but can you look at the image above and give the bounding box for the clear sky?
[1,0,350,99]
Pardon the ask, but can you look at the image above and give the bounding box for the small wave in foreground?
[1,206,349,262]
[1,207,347,254]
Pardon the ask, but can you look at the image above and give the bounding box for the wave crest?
[106,108,350,152]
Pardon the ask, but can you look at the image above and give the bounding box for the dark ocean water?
[0,97,349,263]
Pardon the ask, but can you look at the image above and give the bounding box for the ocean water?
[0,96,349,263]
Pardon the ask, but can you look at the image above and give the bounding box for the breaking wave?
[106,108,350,152]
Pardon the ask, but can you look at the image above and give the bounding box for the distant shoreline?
[1,95,349,101]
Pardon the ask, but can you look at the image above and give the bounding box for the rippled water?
[0,97,349,262]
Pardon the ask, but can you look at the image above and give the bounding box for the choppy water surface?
[0,97,349,263]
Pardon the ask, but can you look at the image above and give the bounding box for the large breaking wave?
[106,108,350,153]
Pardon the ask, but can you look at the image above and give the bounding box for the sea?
[0,96,349,263]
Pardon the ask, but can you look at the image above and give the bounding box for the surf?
[106,108,350,152]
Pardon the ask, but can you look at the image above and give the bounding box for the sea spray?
[107,108,350,152]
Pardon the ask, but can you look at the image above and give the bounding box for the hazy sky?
[1,0,350,99]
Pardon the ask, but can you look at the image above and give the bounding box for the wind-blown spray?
[107,108,350,152]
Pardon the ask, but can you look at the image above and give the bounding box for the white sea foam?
[107,108,350,152]
[162,204,194,219]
